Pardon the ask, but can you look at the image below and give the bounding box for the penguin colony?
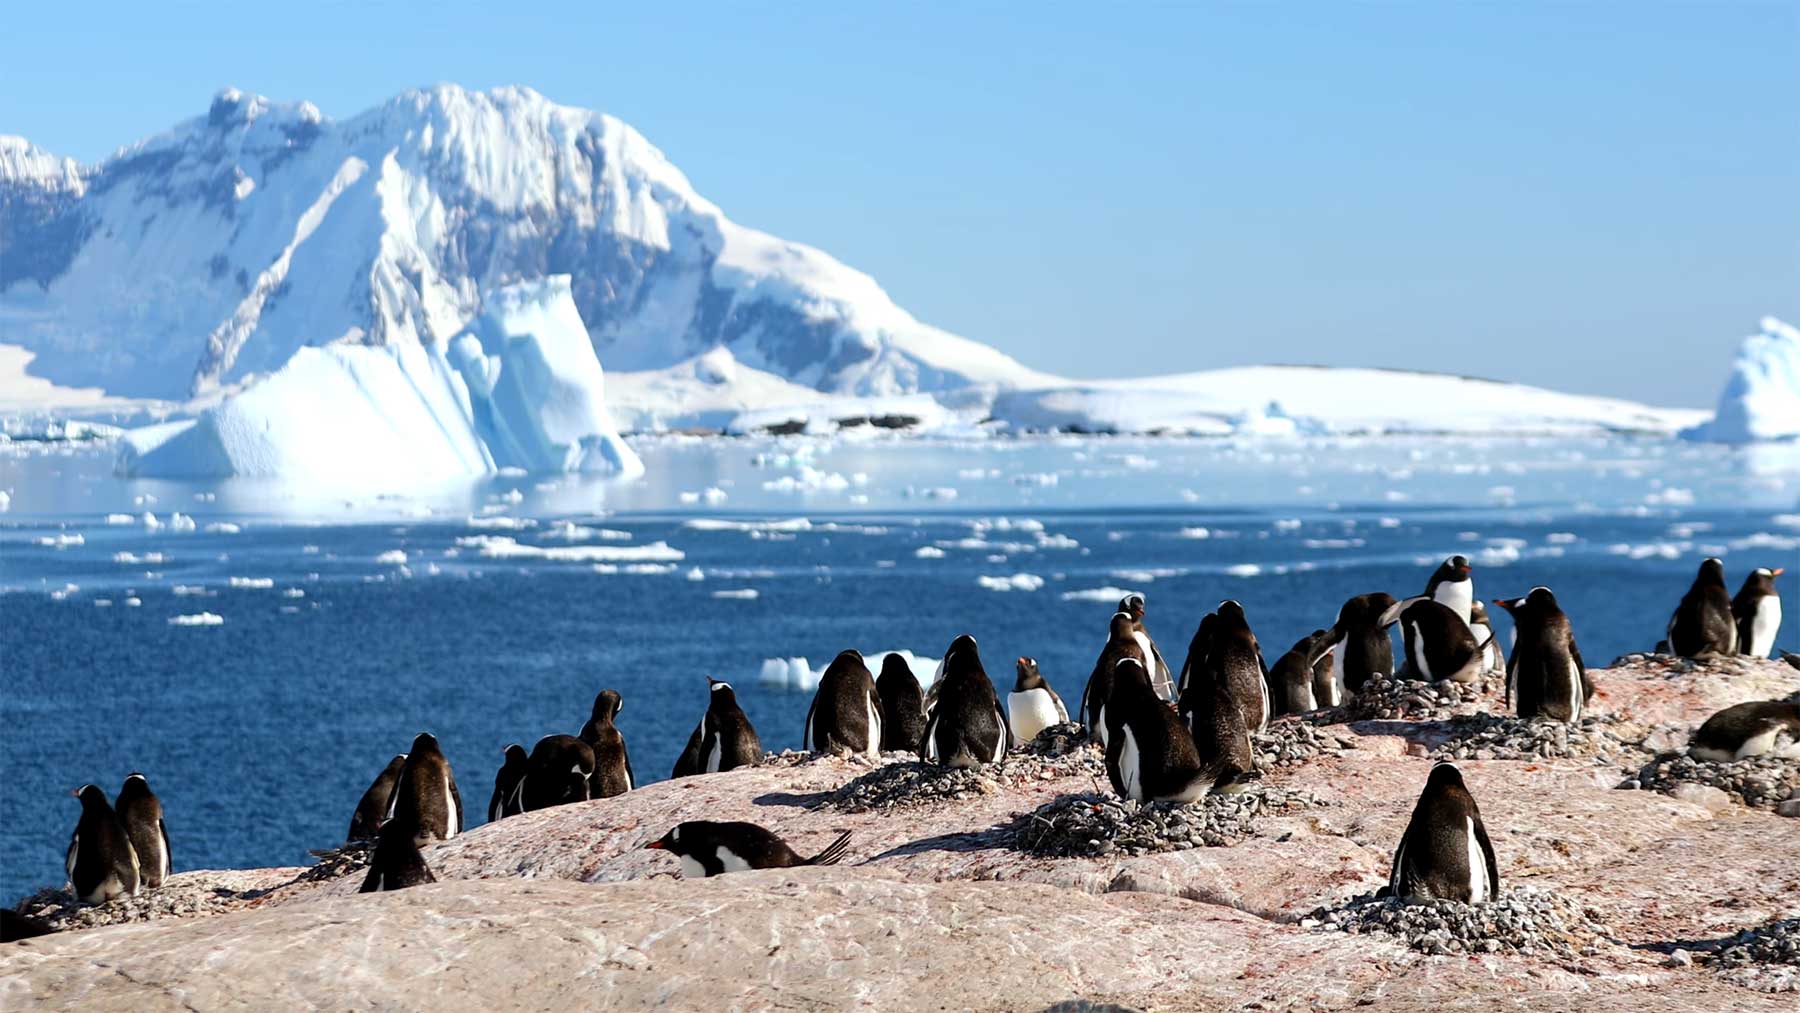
[46,557,1787,906]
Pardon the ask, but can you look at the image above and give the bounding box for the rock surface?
[4,656,1799,1010]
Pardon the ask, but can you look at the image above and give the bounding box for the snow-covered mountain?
[0,85,1054,405]
[1681,317,1800,444]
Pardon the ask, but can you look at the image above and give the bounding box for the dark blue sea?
[3,435,1796,901]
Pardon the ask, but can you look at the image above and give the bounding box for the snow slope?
[117,276,641,481]
[1681,317,1800,444]
[0,85,1054,403]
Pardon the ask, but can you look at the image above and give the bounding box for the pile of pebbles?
[1009,786,1321,858]
[1303,887,1612,958]
[1711,917,1800,993]
[1254,718,1354,770]
[13,877,269,932]
[1429,713,1649,765]
[1338,674,1503,723]
[1632,753,1800,812]
[821,740,1107,814]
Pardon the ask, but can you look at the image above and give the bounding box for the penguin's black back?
[350,754,407,841]
[1082,620,1148,735]
[1390,763,1498,904]
[488,744,529,822]
[392,734,463,841]
[875,654,927,752]
[1176,662,1252,790]
[703,682,763,772]
[359,814,437,893]
[1396,599,1482,683]
[1690,700,1800,760]
[806,651,882,755]
[522,734,596,811]
[1506,589,1589,722]
[581,690,634,799]
[1335,593,1397,692]
[1108,661,1213,801]
[67,785,139,904]
[1669,559,1737,657]
[924,636,1006,767]
[114,774,170,889]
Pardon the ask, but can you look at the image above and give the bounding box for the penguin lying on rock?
[646,821,852,878]
[1689,700,1800,762]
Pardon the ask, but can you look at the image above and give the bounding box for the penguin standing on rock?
[580,689,635,798]
[1732,567,1785,658]
[66,785,139,904]
[1081,613,1150,748]
[520,735,596,812]
[1107,659,1220,802]
[1494,588,1591,722]
[1423,555,1476,626]
[1269,630,1334,715]
[488,745,529,822]
[1389,761,1499,904]
[1324,593,1398,701]
[805,650,884,759]
[114,773,170,890]
[921,635,1008,767]
[1688,700,1800,762]
[1666,558,1738,658]
[1176,646,1254,794]
[1007,657,1069,743]
[358,812,437,893]
[1384,598,1483,684]
[876,654,927,753]
[645,821,852,878]
[389,733,462,841]
[674,679,763,776]
[1182,601,1270,733]
[350,754,407,841]
[1118,593,1177,700]
[1468,600,1506,678]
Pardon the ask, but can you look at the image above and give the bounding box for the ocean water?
[2,434,1797,901]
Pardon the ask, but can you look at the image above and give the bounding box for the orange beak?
[1774,568,1786,577]
[644,840,666,851]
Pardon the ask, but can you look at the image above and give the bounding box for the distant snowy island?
[1,85,1793,481]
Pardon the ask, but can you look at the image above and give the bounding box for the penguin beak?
[1774,568,1786,577]
[644,840,666,851]
[68,788,80,797]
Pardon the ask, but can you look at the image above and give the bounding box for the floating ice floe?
[375,549,408,565]
[112,552,168,565]
[168,512,196,532]
[168,613,224,626]
[977,573,1045,592]
[105,513,136,525]
[1224,563,1263,577]
[541,521,629,541]
[457,535,683,562]
[33,533,84,549]
[711,589,759,600]
[756,649,939,693]
[914,546,946,559]
[1059,586,1139,603]
[204,522,242,534]
[465,515,537,530]
[683,518,811,534]
[228,577,275,589]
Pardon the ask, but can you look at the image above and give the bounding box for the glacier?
[1681,317,1800,444]
[116,276,642,481]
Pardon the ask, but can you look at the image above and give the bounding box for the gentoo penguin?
[875,653,927,753]
[1080,613,1151,748]
[114,773,170,890]
[1388,762,1499,904]
[1666,558,1738,658]
[1175,640,1255,794]
[804,650,884,759]
[1493,588,1591,722]
[1269,630,1334,715]
[1384,597,1483,684]
[358,812,436,893]
[1311,640,1337,708]
[579,689,635,798]
[1732,567,1785,658]
[488,744,529,821]
[65,785,139,904]
[1689,700,1800,762]
[690,679,764,774]
[389,732,463,841]
[921,634,1008,767]
[646,821,852,878]
[1468,599,1506,678]
[1118,593,1177,699]
[1423,555,1475,626]
[350,754,408,840]
[1007,657,1070,743]
[518,734,595,812]
[1107,658,1219,802]
[1204,601,1271,733]
[1324,592,1398,700]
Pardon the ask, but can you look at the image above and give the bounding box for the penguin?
[519,734,596,812]
[1383,597,1483,684]
[875,653,927,753]
[1388,761,1499,904]
[1007,657,1070,744]
[1423,555,1475,626]
[645,821,852,878]
[1,908,54,942]
[65,785,139,904]
[804,650,884,759]
[114,773,170,890]
[580,689,635,798]
[1080,613,1151,748]
[1688,700,1800,762]
[1324,592,1398,699]
[389,732,463,842]
[1269,630,1334,715]
[1468,599,1506,678]
[488,744,529,822]
[1107,658,1220,802]
[1175,633,1255,794]
[1732,567,1785,658]
[691,679,763,774]
[670,722,705,779]
[1311,640,1337,708]
[1666,558,1738,658]
[1493,588,1591,722]
[921,634,1008,767]
[358,812,437,893]
[1202,601,1271,733]
[350,754,408,841]
[1118,593,1177,699]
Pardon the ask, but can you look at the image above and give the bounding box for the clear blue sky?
[4,2,1795,406]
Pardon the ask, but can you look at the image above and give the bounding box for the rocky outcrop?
[4,656,1798,1010]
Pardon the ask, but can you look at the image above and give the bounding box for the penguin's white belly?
[678,855,709,879]
[921,716,940,761]
[705,738,724,773]
[442,773,459,838]
[1435,582,1473,627]
[715,847,753,874]
[1564,661,1583,721]
[864,695,883,758]
[1327,638,1348,704]
[1009,689,1063,743]
[1093,704,1109,749]
[1464,817,1490,902]
[1118,726,1143,801]
[1750,598,1781,657]
[1408,622,1432,679]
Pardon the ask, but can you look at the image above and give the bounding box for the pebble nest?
[1337,674,1504,722]
[1712,917,1800,993]
[14,878,271,932]
[1428,713,1650,765]
[1254,718,1355,770]
[1008,786,1321,858]
[1633,753,1800,811]
[820,726,1107,813]
[1303,887,1613,957]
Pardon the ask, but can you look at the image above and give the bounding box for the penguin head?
[1113,656,1152,690]
[502,743,528,768]
[592,689,623,723]
[1490,596,1523,617]
[878,653,917,685]
[1747,567,1784,592]
[1013,657,1042,691]
[1216,599,1247,623]
[828,650,869,679]
[410,732,440,754]
[1109,611,1136,639]
[71,784,108,808]
[1697,558,1727,585]
[117,772,152,800]
[1424,760,1468,791]
[706,679,739,709]
[1525,586,1559,610]
[941,635,982,677]
[1118,593,1147,620]
[645,822,692,856]
[1437,555,1473,582]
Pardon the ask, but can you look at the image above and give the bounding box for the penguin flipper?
[1150,643,1175,700]
[159,819,172,878]
[623,744,636,793]
[802,697,817,752]
[1379,596,1425,629]
[1050,687,1069,724]
[65,830,78,885]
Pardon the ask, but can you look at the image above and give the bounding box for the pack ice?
[116,277,642,481]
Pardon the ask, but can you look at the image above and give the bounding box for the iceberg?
[117,277,643,482]
[1682,317,1800,444]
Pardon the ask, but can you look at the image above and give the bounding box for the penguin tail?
[805,830,853,867]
